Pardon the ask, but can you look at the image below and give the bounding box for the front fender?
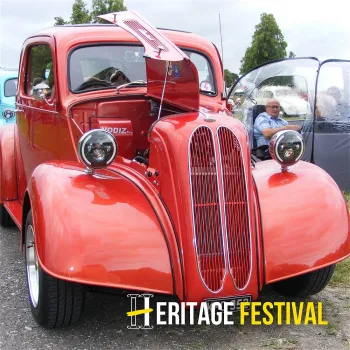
[28,162,175,295]
[253,160,350,284]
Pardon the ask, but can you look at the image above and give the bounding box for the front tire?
[271,265,335,297]
[25,210,85,328]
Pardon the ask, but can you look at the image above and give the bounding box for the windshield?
[4,78,18,97]
[228,59,319,149]
[229,59,319,122]
[69,45,215,94]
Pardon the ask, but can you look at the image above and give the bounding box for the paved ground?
[1,226,349,350]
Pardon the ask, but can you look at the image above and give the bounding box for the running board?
[4,200,22,230]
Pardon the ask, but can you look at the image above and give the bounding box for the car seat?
[250,104,271,160]
[251,104,266,148]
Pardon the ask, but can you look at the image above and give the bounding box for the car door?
[16,38,59,183]
[313,60,350,191]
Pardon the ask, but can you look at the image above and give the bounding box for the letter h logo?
[127,294,154,329]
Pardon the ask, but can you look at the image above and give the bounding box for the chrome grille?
[218,127,251,289]
[189,127,225,292]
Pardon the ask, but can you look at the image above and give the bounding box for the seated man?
[253,98,301,147]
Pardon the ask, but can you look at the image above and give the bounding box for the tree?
[289,51,296,58]
[54,16,69,26]
[30,45,53,82]
[70,0,91,24]
[53,0,127,25]
[224,69,239,87]
[91,0,127,23]
[239,13,287,75]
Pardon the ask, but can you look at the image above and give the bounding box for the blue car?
[0,68,18,126]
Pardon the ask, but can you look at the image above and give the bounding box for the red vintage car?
[1,11,349,328]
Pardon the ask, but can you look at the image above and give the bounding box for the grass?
[283,115,306,121]
[262,338,298,350]
[329,192,350,287]
[325,322,339,336]
[330,258,350,286]
[343,192,350,208]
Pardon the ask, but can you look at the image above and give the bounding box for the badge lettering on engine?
[101,126,133,135]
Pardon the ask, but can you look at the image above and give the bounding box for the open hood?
[98,11,199,111]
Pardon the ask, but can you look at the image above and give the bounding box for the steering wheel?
[76,78,111,91]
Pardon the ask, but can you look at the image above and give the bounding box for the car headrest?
[252,105,266,122]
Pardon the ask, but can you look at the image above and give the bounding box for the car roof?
[0,68,18,79]
[28,25,216,56]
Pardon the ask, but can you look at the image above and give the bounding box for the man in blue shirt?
[253,99,301,147]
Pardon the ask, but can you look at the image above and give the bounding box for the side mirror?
[33,83,51,102]
[32,83,54,107]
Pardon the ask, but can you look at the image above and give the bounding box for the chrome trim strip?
[15,102,59,115]
[188,125,227,293]
[216,126,253,291]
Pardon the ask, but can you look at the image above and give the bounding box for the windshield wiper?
[116,80,147,94]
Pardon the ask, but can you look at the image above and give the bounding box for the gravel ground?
[1,226,349,350]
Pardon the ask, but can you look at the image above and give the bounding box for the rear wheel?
[25,210,85,328]
[271,265,335,297]
[0,204,15,227]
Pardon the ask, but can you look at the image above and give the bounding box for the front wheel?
[25,210,85,328]
[271,265,335,297]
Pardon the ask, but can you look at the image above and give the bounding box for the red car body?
[0,11,349,327]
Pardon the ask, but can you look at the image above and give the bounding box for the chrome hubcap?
[26,224,39,308]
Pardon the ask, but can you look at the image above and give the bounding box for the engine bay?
[70,96,186,166]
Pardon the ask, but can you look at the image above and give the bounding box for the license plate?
[204,295,252,312]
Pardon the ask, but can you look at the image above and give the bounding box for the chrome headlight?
[78,130,117,170]
[269,130,304,171]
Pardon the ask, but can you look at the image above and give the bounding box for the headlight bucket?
[269,130,304,171]
[78,129,117,170]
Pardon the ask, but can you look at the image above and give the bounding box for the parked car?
[1,11,349,328]
[0,67,18,126]
[253,85,309,117]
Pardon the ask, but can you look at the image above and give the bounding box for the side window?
[4,78,18,97]
[25,44,54,98]
[182,50,216,94]
[317,63,349,121]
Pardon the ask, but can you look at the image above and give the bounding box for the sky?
[1,0,350,74]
